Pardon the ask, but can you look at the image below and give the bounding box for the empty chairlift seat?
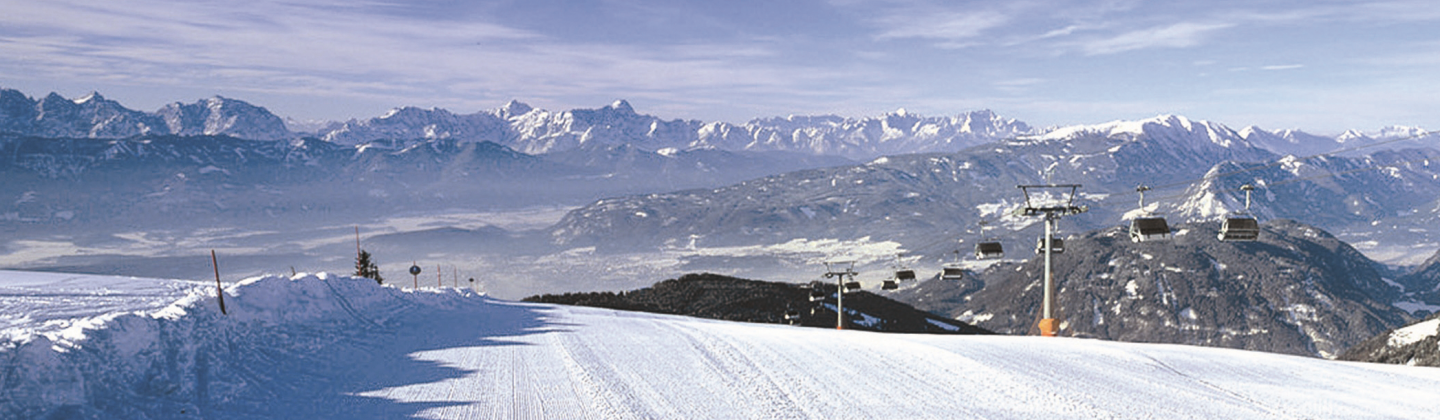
[1219,216,1260,241]
[1034,237,1064,254]
[940,265,965,281]
[974,242,1005,259]
[842,280,863,293]
[1129,217,1172,242]
[894,269,917,281]
[881,279,899,290]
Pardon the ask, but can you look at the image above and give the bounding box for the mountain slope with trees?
[524,273,990,334]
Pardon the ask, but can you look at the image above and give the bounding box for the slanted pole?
[211,250,227,315]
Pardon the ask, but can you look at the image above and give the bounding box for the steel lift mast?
[1014,184,1087,337]
[823,261,859,330]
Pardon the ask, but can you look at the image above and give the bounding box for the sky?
[1,0,1438,134]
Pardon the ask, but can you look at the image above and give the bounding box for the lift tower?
[1015,184,1087,337]
[823,261,859,330]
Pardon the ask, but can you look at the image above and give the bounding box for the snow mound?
[1,272,486,418]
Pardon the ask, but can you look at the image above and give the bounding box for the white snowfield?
[3,270,1440,419]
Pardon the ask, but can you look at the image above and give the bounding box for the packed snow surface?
[4,270,1440,419]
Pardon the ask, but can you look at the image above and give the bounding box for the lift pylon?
[1014,184,1087,337]
[823,261,859,330]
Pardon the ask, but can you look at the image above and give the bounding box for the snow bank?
[0,272,483,419]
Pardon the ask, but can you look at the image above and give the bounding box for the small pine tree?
[355,249,383,284]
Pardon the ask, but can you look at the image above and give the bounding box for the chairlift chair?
[1129,217,1172,242]
[895,269,916,281]
[973,221,1005,260]
[881,279,899,290]
[1034,237,1064,254]
[1219,216,1260,241]
[1219,184,1261,241]
[842,279,862,293]
[975,241,1005,259]
[940,265,965,281]
[784,309,800,323]
[808,288,826,302]
[939,249,965,280]
[1128,185,1172,242]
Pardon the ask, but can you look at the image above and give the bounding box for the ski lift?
[807,281,826,301]
[940,250,964,281]
[1218,217,1259,241]
[1129,185,1172,242]
[974,221,1005,259]
[1035,237,1065,254]
[1130,217,1172,242]
[1219,184,1260,241]
[975,241,1005,259]
[842,279,862,293]
[784,308,800,323]
[890,254,916,285]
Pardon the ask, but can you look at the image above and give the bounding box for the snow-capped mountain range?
[0,89,291,140]
[3,87,1431,160]
[317,99,1037,159]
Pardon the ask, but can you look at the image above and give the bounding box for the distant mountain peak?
[500,99,533,117]
[1035,114,1214,142]
[75,91,104,104]
[604,99,634,114]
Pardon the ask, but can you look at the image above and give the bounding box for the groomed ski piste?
[3,270,1439,419]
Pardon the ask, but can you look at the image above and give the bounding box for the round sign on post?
[409,265,422,275]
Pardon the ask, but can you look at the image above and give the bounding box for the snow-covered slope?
[4,270,1439,419]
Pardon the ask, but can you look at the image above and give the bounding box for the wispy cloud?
[873,9,1011,44]
[0,0,852,120]
[1261,64,1304,71]
[1078,22,1234,55]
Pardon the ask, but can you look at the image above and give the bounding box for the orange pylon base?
[1038,318,1058,337]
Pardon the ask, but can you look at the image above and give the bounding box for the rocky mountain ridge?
[0,89,291,140]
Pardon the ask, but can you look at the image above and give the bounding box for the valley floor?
[3,271,1439,419]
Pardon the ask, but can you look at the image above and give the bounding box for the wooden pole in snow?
[211,249,227,315]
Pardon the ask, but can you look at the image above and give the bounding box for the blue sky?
[2,0,1437,134]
